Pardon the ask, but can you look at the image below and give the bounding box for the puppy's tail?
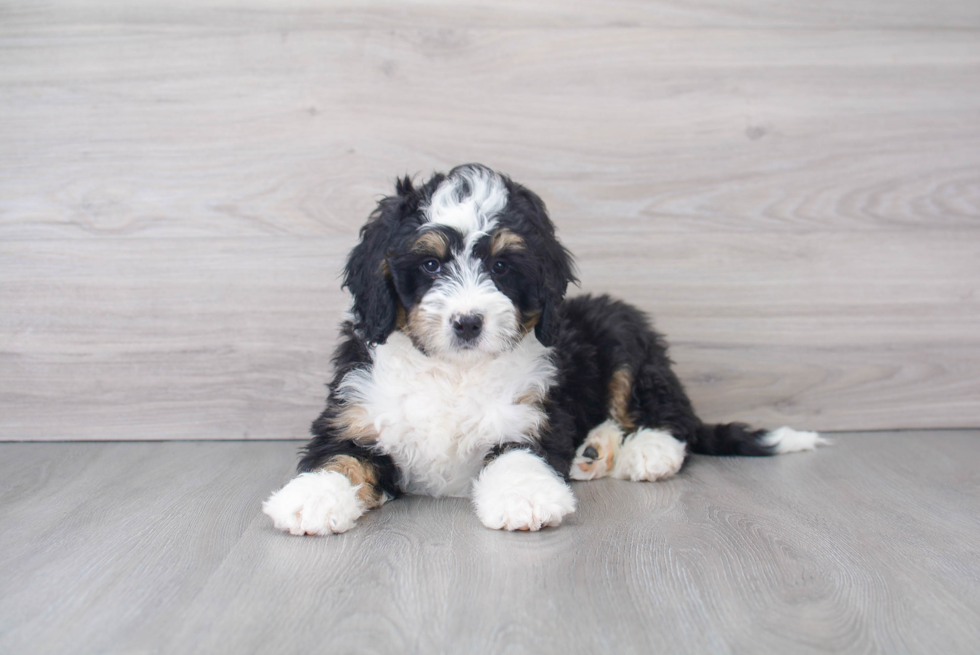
[689,423,828,456]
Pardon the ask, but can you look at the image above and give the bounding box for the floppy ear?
[534,240,575,347]
[343,177,418,344]
[512,186,576,348]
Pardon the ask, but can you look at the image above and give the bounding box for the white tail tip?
[761,427,831,454]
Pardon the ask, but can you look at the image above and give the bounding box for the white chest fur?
[335,331,556,497]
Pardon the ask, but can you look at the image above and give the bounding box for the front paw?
[472,450,577,531]
[262,470,365,535]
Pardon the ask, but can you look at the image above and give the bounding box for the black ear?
[512,185,576,348]
[343,177,418,344]
[534,241,575,347]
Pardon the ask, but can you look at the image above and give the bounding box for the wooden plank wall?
[1,0,978,440]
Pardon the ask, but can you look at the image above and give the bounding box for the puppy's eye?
[421,259,441,274]
[491,260,508,275]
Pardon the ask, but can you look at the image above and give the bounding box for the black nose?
[452,314,483,342]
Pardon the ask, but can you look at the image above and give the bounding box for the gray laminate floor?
[1,432,978,654]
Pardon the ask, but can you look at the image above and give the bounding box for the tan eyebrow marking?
[412,230,450,258]
[490,228,525,255]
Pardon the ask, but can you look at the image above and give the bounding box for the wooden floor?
[1,432,977,654]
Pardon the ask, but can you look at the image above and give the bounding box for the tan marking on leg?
[320,455,384,509]
[330,403,378,445]
[413,230,449,258]
[490,228,526,255]
[608,367,636,432]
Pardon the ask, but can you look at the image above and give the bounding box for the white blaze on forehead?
[424,166,508,239]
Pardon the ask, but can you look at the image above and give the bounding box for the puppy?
[263,164,825,534]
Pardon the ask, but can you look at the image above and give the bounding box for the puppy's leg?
[610,427,687,482]
[569,366,634,480]
[569,364,688,482]
[263,446,395,536]
[572,423,687,483]
[472,446,576,531]
[569,419,624,480]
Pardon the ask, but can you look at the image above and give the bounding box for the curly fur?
[262,164,827,535]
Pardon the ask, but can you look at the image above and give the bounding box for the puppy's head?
[344,164,575,358]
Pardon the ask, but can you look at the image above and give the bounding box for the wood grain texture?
[1,1,979,437]
[3,0,980,30]
[0,434,978,654]
[2,27,979,239]
[2,232,977,438]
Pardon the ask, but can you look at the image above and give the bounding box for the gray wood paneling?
[1,1,979,437]
[3,26,979,239]
[3,0,980,30]
[1,434,978,654]
[2,232,977,439]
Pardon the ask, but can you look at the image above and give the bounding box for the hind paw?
[570,420,624,480]
[611,428,686,482]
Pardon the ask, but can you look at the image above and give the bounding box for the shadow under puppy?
[263,164,826,534]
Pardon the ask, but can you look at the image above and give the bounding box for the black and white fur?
[263,164,826,534]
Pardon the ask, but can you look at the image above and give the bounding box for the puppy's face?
[392,210,535,359]
[344,165,574,357]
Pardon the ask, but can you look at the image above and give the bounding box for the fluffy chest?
[336,332,556,497]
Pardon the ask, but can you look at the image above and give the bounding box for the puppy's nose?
[452,314,483,342]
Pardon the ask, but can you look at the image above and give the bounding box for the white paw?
[760,426,830,454]
[569,419,624,481]
[472,450,576,531]
[262,470,365,535]
[611,428,686,482]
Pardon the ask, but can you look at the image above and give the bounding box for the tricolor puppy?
[263,164,826,534]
